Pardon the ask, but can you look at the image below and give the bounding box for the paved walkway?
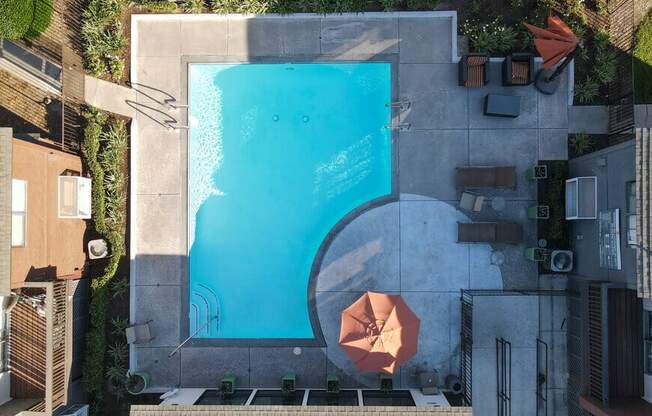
[83,75,137,117]
[568,105,609,134]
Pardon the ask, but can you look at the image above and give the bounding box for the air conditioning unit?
[55,404,88,416]
[58,176,91,219]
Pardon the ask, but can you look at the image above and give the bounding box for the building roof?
[10,137,86,286]
[130,405,473,415]
[636,127,652,298]
[0,128,11,297]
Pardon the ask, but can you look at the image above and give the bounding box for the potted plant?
[220,374,236,398]
[125,372,150,395]
[282,373,296,394]
[524,247,548,262]
[379,373,393,393]
[528,205,550,219]
[526,165,548,180]
[326,374,340,394]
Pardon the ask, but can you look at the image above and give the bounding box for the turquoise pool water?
[188,63,392,339]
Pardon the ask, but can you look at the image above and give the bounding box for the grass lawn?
[634,11,652,104]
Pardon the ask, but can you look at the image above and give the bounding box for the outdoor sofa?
[502,53,536,86]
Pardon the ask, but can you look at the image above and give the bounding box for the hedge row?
[81,108,129,414]
[0,0,54,39]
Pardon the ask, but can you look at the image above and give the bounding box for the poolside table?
[484,94,521,118]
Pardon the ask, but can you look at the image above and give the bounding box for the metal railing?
[496,338,512,416]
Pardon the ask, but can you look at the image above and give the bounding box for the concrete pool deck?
[128,11,570,407]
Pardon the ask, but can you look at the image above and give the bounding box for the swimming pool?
[188,63,392,339]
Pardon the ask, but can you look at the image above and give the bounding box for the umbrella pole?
[534,44,581,95]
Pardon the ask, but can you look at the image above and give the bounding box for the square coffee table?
[484,94,521,117]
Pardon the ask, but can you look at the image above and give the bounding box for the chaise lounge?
[455,166,517,189]
[457,222,523,245]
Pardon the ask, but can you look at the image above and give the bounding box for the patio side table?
[484,94,521,118]
[491,196,507,212]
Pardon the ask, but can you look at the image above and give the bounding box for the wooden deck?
[607,288,644,398]
[10,138,86,288]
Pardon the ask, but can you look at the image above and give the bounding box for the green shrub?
[634,11,652,103]
[82,108,129,413]
[134,0,179,11]
[405,0,439,10]
[211,0,268,13]
[594,47,617,84]
[183,0,205,12]
[26,0,54,38]
[82,0,127,79]
[596,0,608,16]
[569,132,592,156]
[111,317,129,336]
[381,0,400,11]
[0,0,54,39]
[593,29,610,50]
[575,76,600,104]
[463,18,519,54]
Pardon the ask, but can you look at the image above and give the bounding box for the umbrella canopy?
[339,291,420,374]
[524,16,580,69]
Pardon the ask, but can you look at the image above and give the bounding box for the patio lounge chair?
[457,222,523,245]
[126,320,154,345]
[502,53,535,86]
[458,54,489,87]
[455,166,516,189]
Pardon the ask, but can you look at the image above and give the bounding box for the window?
[626,181,637,246]
[11,179,26,247]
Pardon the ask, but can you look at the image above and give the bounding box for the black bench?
[484,94,521,118]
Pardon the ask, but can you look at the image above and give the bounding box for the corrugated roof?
[636,127,652,298]
[130,405,473,415]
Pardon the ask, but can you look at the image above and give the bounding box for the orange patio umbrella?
[339,291,420,374]
[524,16,580,69]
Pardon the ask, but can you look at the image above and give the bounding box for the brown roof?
[130,405,473,415]
[11,138,87,286]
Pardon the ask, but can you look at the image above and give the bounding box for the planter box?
[527,165,548,180]
[326,374,340,394]
[525,247,548,262]
[282,373,296,394]
[221,374,236,396]
[528,205,550,219]
[380,374,393,393]
[126,372,150,395]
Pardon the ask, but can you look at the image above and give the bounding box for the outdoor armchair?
[458,54,490,87]
[502,53,535,86]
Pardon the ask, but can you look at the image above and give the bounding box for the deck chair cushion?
[465,56,488,87]
[457,222,496,243]
[511,61,529,85]
[496,223,523,245]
